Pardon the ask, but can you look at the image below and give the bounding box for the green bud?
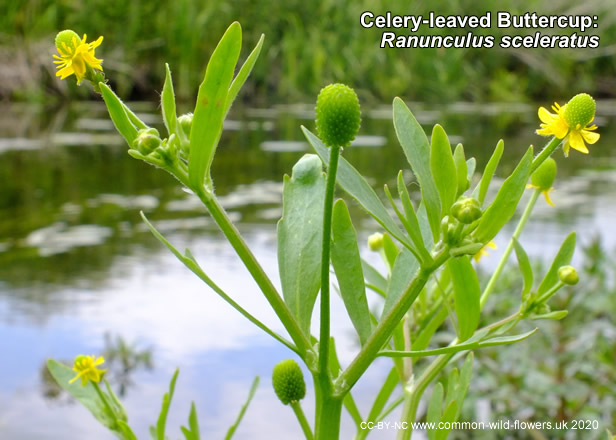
[178,113,193,138]
[132,128,162,155]
[315,83,361,148]
[451,197,482,224]
[55,30,80,52]
[563,93,596,128]
[272,359,306,405]
[530,157,557,191]
[368,232,384,251]
[558,265,579,285]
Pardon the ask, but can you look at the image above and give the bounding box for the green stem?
[92,382,119,426]
[291,401,314,440]
[319,146,341,379]
[198,193,312,358]
[534,280,565,305]
[336,249,449,396]
[314,381,344,440]
[480,188,540,309]
[531,136,562,173]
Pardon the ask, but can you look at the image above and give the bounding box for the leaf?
[466,158,476,182]
[224,376,259,440]
[303,126,411,248]
[161,64,177,137]
[530,310,568,320]
[382,248,419,318]
[277,154,325,337]
[180,402,200,440]
[430,124,457,217]
[189,22,242,191]
[154,369,179,440]
[382,233,400,271]
[225,34,265,115]
[362,259,388,297]
[477,140,504,205]
[427,382,444,440]
[383,184,423,261]
[46,360,117,430]
[477,329,538,347]
[512,238,533,299]
[537,232,576,297]
[366,368,400,427]
[99,82,138,146]
[331,199,373,345]
[473,146,533,244]
[397,171,429,258]
[393,98,441,239]
[435,401,458,440]
[454,353,474,420]
[453,143,468,197]
[447,257,480,342]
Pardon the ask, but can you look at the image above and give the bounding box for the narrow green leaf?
[225,376,259,440]
[189,22,242,191]
[453,143,468,197]
[383,184,421,260]
[117,421,138,440]
[156,369,179,440]
[512,238,534,298]
[225,34,265,115]
[435,401,458,440]
[161,64,177,136]
[417,203,435,251]
[277,154,325,336]
[530,310,568,320]
[477,140,504,205]
[393,98,441,239]
[430,124,457,216]
[537,232,576,297]
[99,82,138,146]
[413,306,448,352]
[454,353,474,420]
[397,171,428,257]
[303,126,412,248]
[366,368,400,426]
[331,199,373,346]
[362,259,388,296]
[179,402,200,440]
[477,328,538,347]
[448,256,480,342]
[427,382,444,439]
[466,158,476,182]
[382,233,400,271]
[473,146,533,244]
[382,248,419,318]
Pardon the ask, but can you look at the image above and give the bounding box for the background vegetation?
[1,0,615,104]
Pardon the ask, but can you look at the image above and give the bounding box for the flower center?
[563,93,596,129]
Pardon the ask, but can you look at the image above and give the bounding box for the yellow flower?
[53,30,103,84]
[474,241,497,263]
[536,93,600,157]
[69,355,106,386]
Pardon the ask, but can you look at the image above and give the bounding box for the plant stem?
[199,193,312,357]
[314,379,344,440]
[319,146,341,379]
[92,382,119,426]
[291,401,314,440]
[531,136,562,173]
[480,188,540,309]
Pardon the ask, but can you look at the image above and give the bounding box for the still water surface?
[1,101,615,439]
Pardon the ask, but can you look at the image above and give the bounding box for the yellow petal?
[581,129,600,145]
[568,131,589,154]
[543,189,555,207]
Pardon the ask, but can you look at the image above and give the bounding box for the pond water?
[0,100,615,439]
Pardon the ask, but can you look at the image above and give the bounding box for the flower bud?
[178,113,193,137]
[451,197,482,224]
[315,83,361,148]
[558,265,579,285]
[55,30,80,52]
[530,157,557,191]
[563,93,596,129]
[368,232,384,251]
[272,359,306,405]
[133,128,162,155]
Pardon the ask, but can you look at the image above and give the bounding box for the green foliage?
[448,256,480,342]
[225,377,260,440]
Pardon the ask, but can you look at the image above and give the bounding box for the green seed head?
[315,83,361,148]
[558,265,579,285]
[451,197,482,224]
[563,93,596,128]
[531,157,557,191]
[368,232,384,251]
[178,113,193,138]
[272,359,306,405]
[133,128,162,155]
[55,30,80,52]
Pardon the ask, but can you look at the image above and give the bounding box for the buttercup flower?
[69,355,106,386]
[474,241,497,263]
[536,93,599,157]
[53,30,104,84]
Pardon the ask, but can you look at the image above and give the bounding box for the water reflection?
[0,101,615,438]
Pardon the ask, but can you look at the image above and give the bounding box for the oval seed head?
[451,197,482,224]
[558,265,579,285]
[315,83,361,148]
[55,30,81,52]
[272,359,306,405]
[178,113,193,138]
[563,93,596,129]
[368,232,384,251]
[133,128,162,155]
[531,157,557,191]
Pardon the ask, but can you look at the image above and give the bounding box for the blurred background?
[0,0,615,439]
